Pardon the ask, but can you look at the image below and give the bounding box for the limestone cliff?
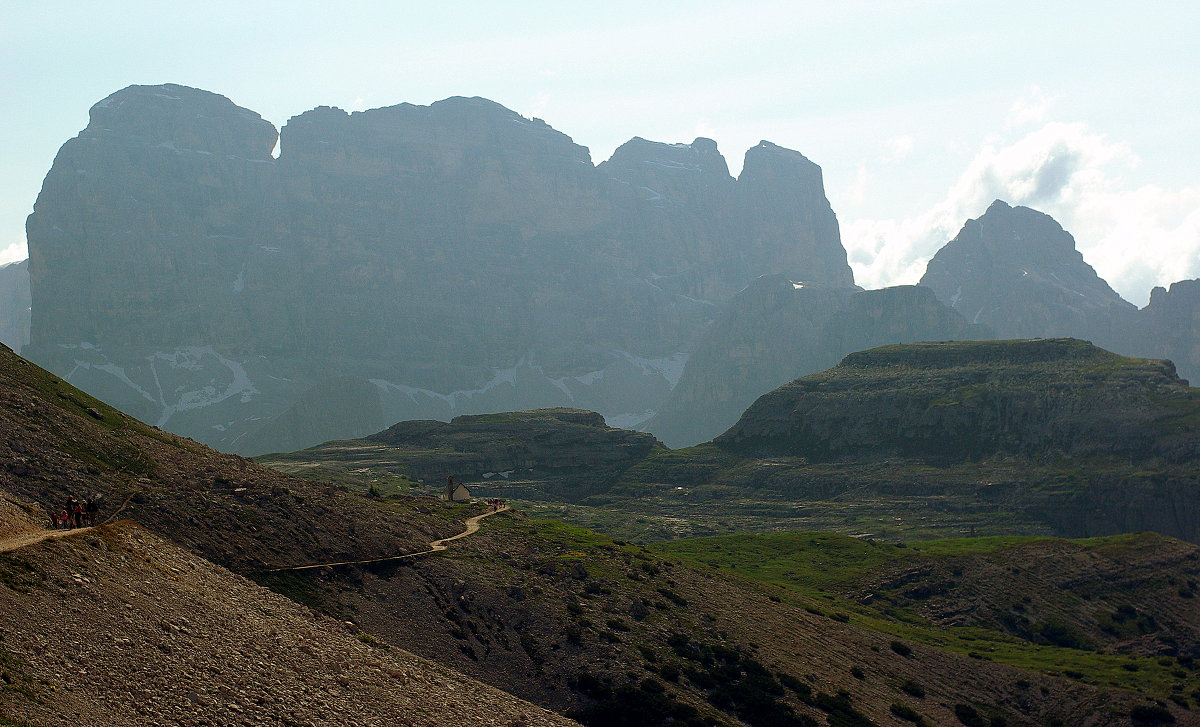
[24,84,853,454]
[0,260,29,352]
[646,277,990,447]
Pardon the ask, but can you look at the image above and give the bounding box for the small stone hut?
[445,480,472,502]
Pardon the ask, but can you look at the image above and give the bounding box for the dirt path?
[0,527,95,554]
[269,505,510,572]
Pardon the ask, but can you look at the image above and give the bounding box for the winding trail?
[267,505,510,573]
[0,527,96,554]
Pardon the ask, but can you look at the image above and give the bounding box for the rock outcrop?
[919,200,1137,347]
[24,84,853,454]
[646,277,990,447]
[0,259,29,352]
[717,338,1196,463]
[263,407,664,502]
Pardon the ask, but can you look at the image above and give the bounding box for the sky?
[2,0,1198,304]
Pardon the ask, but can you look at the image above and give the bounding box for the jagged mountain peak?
[920,200,1134,340]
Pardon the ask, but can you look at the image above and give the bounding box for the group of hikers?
[51,495,101,529]
[486,498,506,512]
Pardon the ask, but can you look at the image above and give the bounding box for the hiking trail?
[0,527,96,554]
[268,505,510,572]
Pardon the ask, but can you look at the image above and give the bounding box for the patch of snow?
[636,186,665,203]
[792,282,806,290]
[146,346,260,427]
[233,264,245,293]
[572,370,605,386]
[644,159,698,172]
[948,286,962,308]
[671,292,717,308]
[371,357,526,408]
[617,351,689,388]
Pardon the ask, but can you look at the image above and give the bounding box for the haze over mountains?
[8,83,1200,453]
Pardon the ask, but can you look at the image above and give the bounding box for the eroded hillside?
[0,495,576,727]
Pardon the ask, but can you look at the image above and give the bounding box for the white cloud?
[1007,85,1055,127]
[843,121,1200,305]
[0,240,26,266]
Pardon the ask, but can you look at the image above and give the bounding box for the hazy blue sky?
[3,1,1197,302]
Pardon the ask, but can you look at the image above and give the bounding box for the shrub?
[850,666,866,680]
[1130,704,1175,724]
[953,704,986,727]
[899,680,925,698]
[1038,618,1091,650]
[890,703,922,723]
[890,640,913,658]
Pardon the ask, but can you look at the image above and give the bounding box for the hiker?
[64,496,78,529]
[72,498,85,529]
[84,497,100,526]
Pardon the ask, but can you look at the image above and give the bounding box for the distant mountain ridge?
[646,200,1200,447]
[23,83,852,454]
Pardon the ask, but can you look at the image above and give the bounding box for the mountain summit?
[919,200,1137,344]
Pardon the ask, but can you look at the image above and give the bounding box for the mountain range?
[6,83,1200,456]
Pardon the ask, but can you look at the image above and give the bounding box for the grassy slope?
[656,531,1200,703]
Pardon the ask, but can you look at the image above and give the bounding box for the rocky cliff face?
[1131,279,1200,384]
[0,259,29,352]
[646,277,990,447]
[717,338,1197,463]
[24,84,852,454]
[919,200,1138,347]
